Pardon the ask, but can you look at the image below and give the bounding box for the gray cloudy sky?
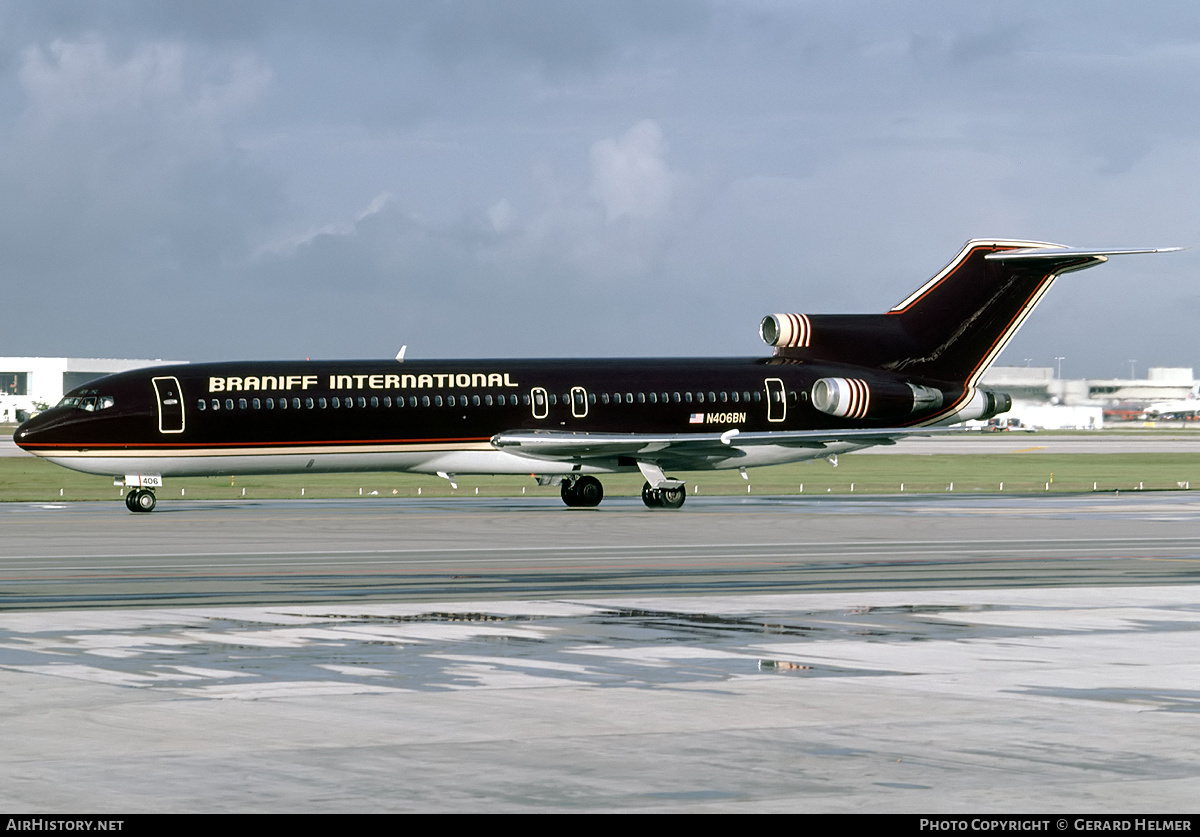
[2,1,1198,377]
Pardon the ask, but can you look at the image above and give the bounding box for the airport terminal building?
[981,365,1196,428]
[0,356,185,422]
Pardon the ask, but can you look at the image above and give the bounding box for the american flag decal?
[689,413,704,423]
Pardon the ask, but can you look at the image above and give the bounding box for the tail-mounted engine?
[761,314,812,348]
[810,377,944,420]
[977,388,1012,421]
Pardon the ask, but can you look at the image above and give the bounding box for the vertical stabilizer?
[765,240,1176,386]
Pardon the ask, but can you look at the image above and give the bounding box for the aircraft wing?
[490,426,964,465]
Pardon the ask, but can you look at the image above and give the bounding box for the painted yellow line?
[1009,446,1047,453]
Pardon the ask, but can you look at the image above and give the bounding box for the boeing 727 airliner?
[15,239,1177,511]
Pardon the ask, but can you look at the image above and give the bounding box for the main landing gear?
[125,488,156,513]
[557,473,687,509]
[561,475,604,508]
[642,481,686,509]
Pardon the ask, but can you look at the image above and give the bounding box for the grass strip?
[1,452,1196,503]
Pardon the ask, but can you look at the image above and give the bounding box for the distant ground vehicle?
[1103,404,1146,423]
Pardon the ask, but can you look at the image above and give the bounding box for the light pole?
[1055,356,1065,379]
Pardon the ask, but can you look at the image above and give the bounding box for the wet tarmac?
[2,586,1200,812]
[2,494,1200,811]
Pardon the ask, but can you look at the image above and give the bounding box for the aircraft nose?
[13,408,67,451]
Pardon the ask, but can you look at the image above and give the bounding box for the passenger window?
[306,397,314,409]
[369,396,377,408]
[318,397,327,409]
[422,396,430,407]
[265,398,274,410]
[731,391,739,403]
[625,393,633,403]
[435,395,443,407]
[197,400,206,411]
[696,392,705,404]
[648,392,657,404]
[383,397,391,407]
[448,395,456,407]
[238,398,248,410]
[409,396,417,407]
[226,399,235,411]
[252,398,261,410]
[720,392,728,403]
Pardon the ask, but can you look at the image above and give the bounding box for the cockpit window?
[55,389,115,410]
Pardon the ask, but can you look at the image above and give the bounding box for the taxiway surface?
[3,494,1200,812]
[4,494,1200,609]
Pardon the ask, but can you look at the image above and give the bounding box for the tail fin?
[763,240,1177,385]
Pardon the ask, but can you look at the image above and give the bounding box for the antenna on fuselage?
[395,345,407,362]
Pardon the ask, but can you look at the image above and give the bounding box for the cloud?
[1,4,1198,372]
[589,119,674,222]
[0,34,281,356]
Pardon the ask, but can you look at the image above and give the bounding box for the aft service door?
[765,378,786,423]
[531,387,549,420]
[152,376,185,433]
[570,386,588,419]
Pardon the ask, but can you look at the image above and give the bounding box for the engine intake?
[760,313,811,348]
[811,377,944,420]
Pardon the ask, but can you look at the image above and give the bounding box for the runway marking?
[1009,446,1047,453]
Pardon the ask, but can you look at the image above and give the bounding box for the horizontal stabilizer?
[986,246,1183,261]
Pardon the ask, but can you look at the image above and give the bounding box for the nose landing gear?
[125,488,157,513]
